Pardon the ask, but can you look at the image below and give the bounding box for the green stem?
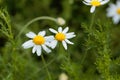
[65,49,71,62]
[81,13,96,64]
[80,49,88,64]
[27,57,56,80]
[1,11,13,39]
[41,55,52,80]
[90,12,96,30]
[17,16,58,38]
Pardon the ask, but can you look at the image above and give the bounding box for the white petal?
[113,15,120,24]
[84,0,91,2]
[66,32,75,36]
[65,39,74,44]
[109,3,116,10]
[107,11,116,17]
[22,40,34,49]
[36,46,42,56]
[26,32,36,38]
[45,42,51,47]
[101,0,109,5]
[42,45,51,53]
[117,1,120,7]
[49,40,58,49]
[90,6,96,13]
[38,31,46,36]
[99,0,102,2]
[62,41,67,50]
[83,1,91,5]
[62,27,69,33]
[106,9,116,17]
[66,32,76,39]
[32,45,37,54]
[45,36,54,42]
[66,35,76,39]
[106,4,117,17]
[49,28,58,33]
[58,27,62,32]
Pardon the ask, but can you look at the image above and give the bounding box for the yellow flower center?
[90,0,101,6]
[117,8,120,14]
[33,35,45,45]
[55,33,66,41]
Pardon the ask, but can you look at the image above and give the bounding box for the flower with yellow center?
[90,0,101,6]
[22,31,54,56]
[83,0,109,13]
[107,1,120,24]
[55,33,66,41]
[33,35,45,45]
[117,8,120,14]
[49,27,76,50]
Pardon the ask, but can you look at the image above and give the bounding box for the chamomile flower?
[49,27,76,50]
[107,1,120,24]
[22,31,54,56]
[83,0,109,13]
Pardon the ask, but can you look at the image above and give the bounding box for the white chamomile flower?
[22,31,54,56]
[49,27,76,50]
[83,0,109,13]
[107,1,120,24]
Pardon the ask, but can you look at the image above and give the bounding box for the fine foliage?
[0,0,120,80]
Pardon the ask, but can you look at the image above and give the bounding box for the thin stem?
[81,13,96,64]
[41,55,52,80]
[17,16,57,38]
[65,49,71,62]
[90,12,96,30]
[80,49,88,64]
[27,57,56,80]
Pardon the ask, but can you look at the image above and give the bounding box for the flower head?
[59,73,68,80]
[57,17,66,25]
[22,31,54,56]
[83,0,109,13]
[49,27,76,50]
[107,1,120,24]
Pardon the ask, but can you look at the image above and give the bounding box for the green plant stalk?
[1,9,17,79]
[81,13,96,64]
[41,55,52,80]
[90,12,96,30]
[80,49,88,65]
[11,45,17,80]
[27,57,56,80]
[95,35,111,79]
[82,12,111,79]
[57,42,64,60]
[1,10,13,40]
[17,16,58,38]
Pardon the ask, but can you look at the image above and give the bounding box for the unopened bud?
[59,73,68,80]
[57,17,66,25]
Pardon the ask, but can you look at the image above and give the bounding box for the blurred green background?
[0,0,120,80]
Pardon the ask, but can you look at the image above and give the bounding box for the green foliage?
[0,0,120,80]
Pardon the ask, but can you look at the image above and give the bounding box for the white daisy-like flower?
[49,27,76,50]
[107,1,120,24]
[22,31,54,56]
[83,0,109,13]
